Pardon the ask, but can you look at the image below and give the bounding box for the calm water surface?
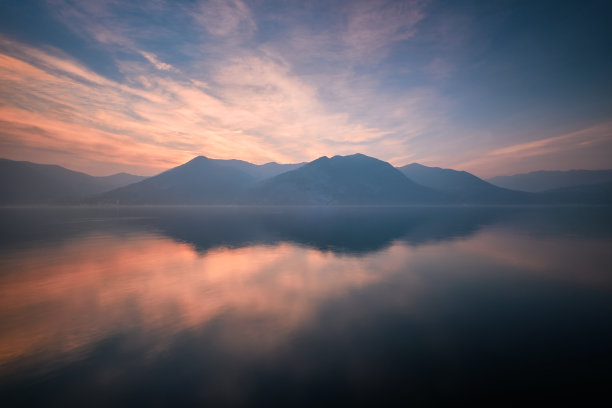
[0,206,611,406]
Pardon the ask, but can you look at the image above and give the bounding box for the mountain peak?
[311,155,330,163]
[331,153,373,161]
[186,155,209,163]
[252,153,433,204]
[404,162,428,169]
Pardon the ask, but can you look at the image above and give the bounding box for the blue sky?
[0,0,610,177]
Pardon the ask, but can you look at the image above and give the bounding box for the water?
[1,206,611,406]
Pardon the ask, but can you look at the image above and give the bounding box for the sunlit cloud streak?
[455,123,612,177]
[0,25,439,174]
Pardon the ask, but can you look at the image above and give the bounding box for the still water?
[0,206,611,406]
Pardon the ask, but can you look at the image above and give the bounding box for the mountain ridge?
[2,155,611,205]
[397,163,533,204]
[0,158,145,204]
[250,153,438,204]
[487,169,612,192]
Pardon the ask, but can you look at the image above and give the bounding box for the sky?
[0,0,611,178]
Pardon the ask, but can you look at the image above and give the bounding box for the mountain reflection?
[1,206,611,406]
[0,206,516,255]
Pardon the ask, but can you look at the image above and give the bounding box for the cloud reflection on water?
[1,206,611,406]
[0,232,421,372]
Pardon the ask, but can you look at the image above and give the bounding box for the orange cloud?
[1,35,409,174]
[0,3,442,176]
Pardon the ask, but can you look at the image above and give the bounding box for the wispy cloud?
[264,0,426,66]
[0,0,441,175]
[139,51,175,72]
[342,0,426,61]
[2,0,609,176]
[192,0,256,38]
[0,33,433,174]
[488,125,612,157]
[455,123,612,177]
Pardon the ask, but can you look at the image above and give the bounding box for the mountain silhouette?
[97,156,258,204]
[0,206,513,255]
[250,154,437,204]
[97,156,307,204]
[209,159,304,181]
[0,158,145,204]
[4,155,612,206]
[487,169,612,192]
[538,181,612,204]
[398,163,531,203]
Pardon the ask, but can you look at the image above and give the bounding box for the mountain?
[6,155,611,206]
[97,156,261,204]
[100,172,147,187]
[250,154,437,204]
[209,159,304,181]
[487,169,612,192]
[0,158,145,204]
[538,181,612,205]
[398,163,531,203]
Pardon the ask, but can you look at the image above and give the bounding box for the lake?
[1,206,611,406]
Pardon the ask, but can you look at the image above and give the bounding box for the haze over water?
[1,206,611,406]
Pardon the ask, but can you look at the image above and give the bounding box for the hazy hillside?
[538,181,612,204]
[97,156,257,204]
[488,169,612,192]
[211,159,304,181]
[5,155,612,206]
[398,163,531,203]
[250,154,438,204]
[0,158,145,204]
[100,172,147,187]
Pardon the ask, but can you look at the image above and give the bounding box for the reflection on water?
[0,207,611,406]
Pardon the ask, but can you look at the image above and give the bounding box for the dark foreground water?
[0,206,611,407]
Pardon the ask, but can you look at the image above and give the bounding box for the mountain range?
[397,163,532,204]
[0,158,145,204]
[487,169,612,192]
[252,154,436,204]
[1,155,610,205]
[96,156,304,204]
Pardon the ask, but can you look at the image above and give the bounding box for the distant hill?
[100,172,147,187]
[538,181,612,205]
[250,154,437,204]
[398,163,531,203]
[0,158,145,204]
[97,156,259,204]
[487,169,612,192]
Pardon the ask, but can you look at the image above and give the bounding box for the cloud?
[2,0,609,177]
[0,0,462,176]
[139,51,175,72]
[342,0,426,61]
[192,0,256,38]
[454,123,612,177]
[488,125,612,158]
[0,13,444,175]
[263,0,426,67]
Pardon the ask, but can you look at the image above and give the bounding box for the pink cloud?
[1,32,443,175]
